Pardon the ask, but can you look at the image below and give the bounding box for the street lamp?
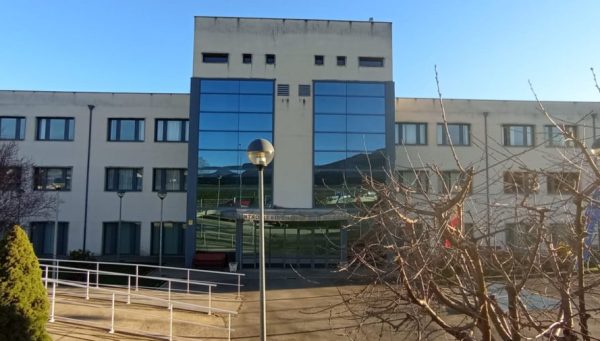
[116,191,125,261]
[52,184,62,280]
[157,191,167,269]
[247,138,274,341]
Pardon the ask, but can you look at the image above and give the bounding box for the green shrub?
[0,225,50,340]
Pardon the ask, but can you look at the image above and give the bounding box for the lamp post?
[52,184,62,280]
[247,138,274,341]
[117,191,125,261]
[157,191,167,269]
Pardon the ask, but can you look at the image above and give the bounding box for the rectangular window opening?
[202,53,229,64]
[266,54,276,65]
[358,57,384,67]
[437,123,470,146]
[36,117,74,141]
[155,119,188,142]
[396,123,427,145]
[315,55,324,65]
[336,56,346,66]
[0,117,25,140]
[105,168,143,192]
[503,125,534,147]
[34,167,72,191]
[242,53,252,64]
[108,118,145,142]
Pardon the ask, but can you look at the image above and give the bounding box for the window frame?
[503,124,534,147]
[336,56,346,66]
[102,221,141,256]
[108,118,145,142]
[439,170,472,194]
[152,168,187,192]
[358,57,384,67]
[395,122,428,145]
[546,172,579,194]
[545,124,577,147]
[265,54,276,65]
[36,117,74,141]
[397,170,430,194]
[150,221,185,256]
[437,123,470,146]
[202,53,229,64]
[0,166,22,191]
[105,167,143,192]
[242,53,252,64]
[29,221,69,256]
[314,55,324,66]
[154,119,189,142]
[33,167,72,191]
[0,116,26,140]
[503,171,538,194]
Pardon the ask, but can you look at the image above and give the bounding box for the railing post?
[127,275,131,305]
[228,313,231,341]
[44,266,49,290]
[49,281,56,323]
[56,260,60,281]
[109,293,115,334]
[86,271,90,300]
[96,262,100,288]
[169,304,174,341]
[237,275,241,299]
[135,265,139,291]
[208,285,212,315]
[168,280,171,307]
[186,269,190,294]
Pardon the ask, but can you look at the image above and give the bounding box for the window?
[398,170,429,193]
[266,54,276,65]
[36,117,74,141]
[105,168,143,191]
[102,222,140,255]
[34,167,72,191]
[155,119,188,142]
[337,56,346,66]
[0,117,25,140]
[503,171,538,194]
[503,125,534,146]
[547,172,579,194]
[314,55,324,65]
[396,123,427,145]
[439,171,471,194]
[151,222,185,256]
[108,118,144,141]
[437,123,470,146]
[29,222,68,256]
[358,57,384,67]
[0,166,22,191]
[546,125,577,147]
[505,222,534,251]
[298,84,311,97]
[153,168,186,192]
[242,53,252,64]
[202,53,229,63]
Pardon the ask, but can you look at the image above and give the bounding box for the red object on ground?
[193,252,227,268]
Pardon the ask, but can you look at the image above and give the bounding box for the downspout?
[592,113,597,142]
[82,104,94,252]
[483,112,491,246]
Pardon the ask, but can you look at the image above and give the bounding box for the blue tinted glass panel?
[315,96,346,114]
[315,115,346,132]
[347,133,385,151]
[315,133,346,151]
[200,80,239,93]
[314,82,346,96]
[200,94,239,112]
[239,114,272,131]
[200,113,239,131]
[346,83,385,96]
[198,151,240,173]
[49,119,66,140]
[239,95,273,112]
[239,81,273,94]
[199,131,239,150]
[315,152,347,168]
[239,132,272,151]
[347,97,385,115]
[347,115,385,133]
[120,120,136,140]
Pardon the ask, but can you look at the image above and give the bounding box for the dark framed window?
[546,125,577,147]
[397,170,429,194]
[396,123,427,145]
[102,222,140,255]
[266,54,276,65]
[202,53,229,63]
[358,57,384,67]
[151,222,185,256]
[0,117,25,140]
[29,222,68,256]
[439,171,471,194]
[153,168,187,192]
[437,123,470,146]
[36,117,74,141]
[34,167,72,191]
[547,172,579,194]
[105,168,143,191]
[336,56,346,66]
[505,222,535,251]
[503,125,534,146]
[108,118,144,141]
[314,55,324,65]
[299,85,311,97]
[0,166,22,191]
[503,171,538,194]
[242,53,252,64]
[155,119,188,142]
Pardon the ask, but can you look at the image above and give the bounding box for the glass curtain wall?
[313,81,387,206]
[197,79,274,252]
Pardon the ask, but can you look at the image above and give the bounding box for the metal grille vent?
[277,84,289,96]
[298,84,311,97]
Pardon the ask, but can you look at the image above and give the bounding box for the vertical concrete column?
[235,218,244,268]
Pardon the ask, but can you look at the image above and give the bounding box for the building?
[0,16,598,267]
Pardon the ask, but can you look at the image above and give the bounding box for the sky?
[1,0,599,101]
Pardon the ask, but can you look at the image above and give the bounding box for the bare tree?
[0,142,53,233]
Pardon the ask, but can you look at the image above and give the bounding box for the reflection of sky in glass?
[49,119,66,140]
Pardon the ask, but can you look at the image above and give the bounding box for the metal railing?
[39,258,245,298]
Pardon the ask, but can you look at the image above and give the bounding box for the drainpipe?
[82,104,94,252]
[483,112,491,245]
[592,113,597,142]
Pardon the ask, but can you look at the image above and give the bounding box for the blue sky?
[1,0,599,101]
